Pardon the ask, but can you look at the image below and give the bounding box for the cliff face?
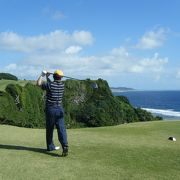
[63,79,137,128]
[0,79,159,128]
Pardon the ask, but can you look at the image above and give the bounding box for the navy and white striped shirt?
[42,79,64,106]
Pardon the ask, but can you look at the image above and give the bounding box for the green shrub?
[135,108,155,121]
[0,79,160,128]
[0,83,45,128]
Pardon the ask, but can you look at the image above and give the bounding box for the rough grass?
[0,121,180,180]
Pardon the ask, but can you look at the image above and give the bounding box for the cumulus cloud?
[4,64,43,78]
[141,53,168,70]
[111,47,129,56]
[130,65,144,73]
[52,11,66,20]
[4,46,168,81]
[73,31,94,45]
[0,30,94,53]
[136,28,168,49]
[65,46,82,54]
[42,7,66,21]
[0,29,168,82]
[176,70,180,78]
[5,63,17,70]
[128,53,168,82]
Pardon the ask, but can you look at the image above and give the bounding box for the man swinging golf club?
[37,70,68,156]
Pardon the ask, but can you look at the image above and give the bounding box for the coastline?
[113,90,180,120]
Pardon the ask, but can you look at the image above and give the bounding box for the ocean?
[113,90,180,120]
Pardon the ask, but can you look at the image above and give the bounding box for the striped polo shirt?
[42,79,64,106]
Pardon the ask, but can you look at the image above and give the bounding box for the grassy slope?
[0,121,180,180]
[0,80,35,91]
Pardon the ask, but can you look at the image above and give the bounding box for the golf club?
[42,70,98,89]
[42,71,81,80]
[63,75,81,81]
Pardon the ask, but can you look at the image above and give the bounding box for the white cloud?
[42,7,66,21]
[4,47,168,81]
[111,47,129,56]
[65,46,82,54]
[4,64,42,78]
[138,53,168,72]
[129,53,168,76]
[0,30,94,53]
[130,65,144,73]
[5,63,17,70]
[73,31,94,45]
[136,28,168,49]
[128,53,168,82]
[176,70,180,78]
[0,30,168,82]
[52,11,66,20]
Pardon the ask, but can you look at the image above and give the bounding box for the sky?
[0,0,180,90]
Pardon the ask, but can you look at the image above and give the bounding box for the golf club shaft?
[63,76,81,80]
[47,72,80,80]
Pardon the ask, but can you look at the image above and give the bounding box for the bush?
[0,79,160,128]
[0,83,45,128]
[135,108,155,121]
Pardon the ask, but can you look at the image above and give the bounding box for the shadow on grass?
[0,144,63,157]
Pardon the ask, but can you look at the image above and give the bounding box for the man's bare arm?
[37,75,44,86]
[37,71,51,86]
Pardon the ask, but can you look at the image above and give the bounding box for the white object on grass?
[168,136,176,141]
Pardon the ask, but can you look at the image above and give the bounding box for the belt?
[46,102,61,107]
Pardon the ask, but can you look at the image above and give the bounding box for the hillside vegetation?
[0,80,28,91]
[0,121,180,180]
[0,78,160,128]
[0,73,18,80]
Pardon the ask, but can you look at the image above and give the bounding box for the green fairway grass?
[0,121,180,180]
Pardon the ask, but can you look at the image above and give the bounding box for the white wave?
[142,108,180,117]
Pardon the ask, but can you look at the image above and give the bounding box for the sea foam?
[142,108,180,117]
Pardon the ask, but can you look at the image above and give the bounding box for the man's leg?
[55,107,68,155]
[46,107,56,151]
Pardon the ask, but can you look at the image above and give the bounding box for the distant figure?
[37,70,68,156]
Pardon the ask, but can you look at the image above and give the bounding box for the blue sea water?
[113,91,180,120]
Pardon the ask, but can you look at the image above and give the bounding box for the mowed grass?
[0,121,180,180]
[0,80,34,91]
